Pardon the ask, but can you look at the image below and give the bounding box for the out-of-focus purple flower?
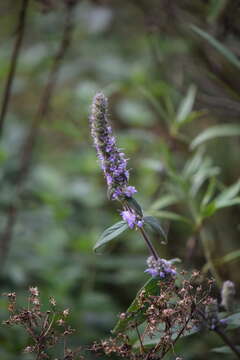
[90,92,137,200]
[145,268,159,277]
[219,319,228,326]
[124,186,137,198]
[145,256,177,279]
[136,220,144,228]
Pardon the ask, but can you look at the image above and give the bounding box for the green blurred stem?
[0,0,29,136]
[199,227,222,287]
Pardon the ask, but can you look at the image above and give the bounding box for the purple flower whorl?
[90,92,137,201]
[145,256,177,279]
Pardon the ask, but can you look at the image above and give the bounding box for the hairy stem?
[0,0,29,136]
[139,227,159,261]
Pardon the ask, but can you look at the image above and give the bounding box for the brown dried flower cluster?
[91,271,223,360]
[3,287,82,360]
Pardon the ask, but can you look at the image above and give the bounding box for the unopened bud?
[221,280,235,311]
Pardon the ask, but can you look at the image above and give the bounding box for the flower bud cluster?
[90,92,137,201]
[145,256,177,278]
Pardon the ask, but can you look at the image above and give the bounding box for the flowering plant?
[89,92,240,360]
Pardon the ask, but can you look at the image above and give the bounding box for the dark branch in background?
[197,310,240,360]
[0,0,29,137]
[0,0,77,269]
[215,327,240,360]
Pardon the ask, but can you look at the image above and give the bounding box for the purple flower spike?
[90,92,137,200]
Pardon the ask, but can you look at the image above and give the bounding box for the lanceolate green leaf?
[150,194,179,211]
[143,216,168,244]
[176,85,197,124]
[203,250,240,272]
[225,312,240,330]
[214,179,240,209]
[191,124,240,149]
[112,277,159,333]
[211,346,240,354]
[149,210,191,224]
[191,25,240,70]
[94,221,128,252]
[201,178,216,207]
[125,197,143,216]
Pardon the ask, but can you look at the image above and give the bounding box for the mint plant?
[89,92,240,360]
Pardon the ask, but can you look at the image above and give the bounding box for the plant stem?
[215,327,240,359]
[0,2,76,269]
[197,309,240,359]
[0,0,29,136]
[199,227,222,287]
[139,227,159,261]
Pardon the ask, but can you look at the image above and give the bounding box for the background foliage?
[0,0,240,359]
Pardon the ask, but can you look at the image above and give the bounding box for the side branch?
[0,0,29,136]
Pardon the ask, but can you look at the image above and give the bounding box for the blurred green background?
[0,0,240,359]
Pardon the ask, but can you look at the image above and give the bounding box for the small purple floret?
[121,210,143,229]
[121,210,136,229]
[145,256,177,279]
[145,268,159,277]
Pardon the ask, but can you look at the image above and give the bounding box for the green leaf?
[191,25,240,70]
[139,87,168,122]
[203,250,240,272]
[183,148,204,178]
[112,277,159,333]
[190,161,220,196]
[125,197,143,216]
[149,210,191,224]
[191,124,240,149]
[214,180,240,209]
[93,221,128,252]
[225,312,240,330]
[201,178,216,207]
[207,0,228,23]
[176,85,197,124]
[200,202,216,219]
[143,216,168,244]
[215,250,240,267]
[150,194,178,211]
[211,346,240,354]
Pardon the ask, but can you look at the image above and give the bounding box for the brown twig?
[197,309,240,360]
[0,1,76,268]
[0,0,29,136]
